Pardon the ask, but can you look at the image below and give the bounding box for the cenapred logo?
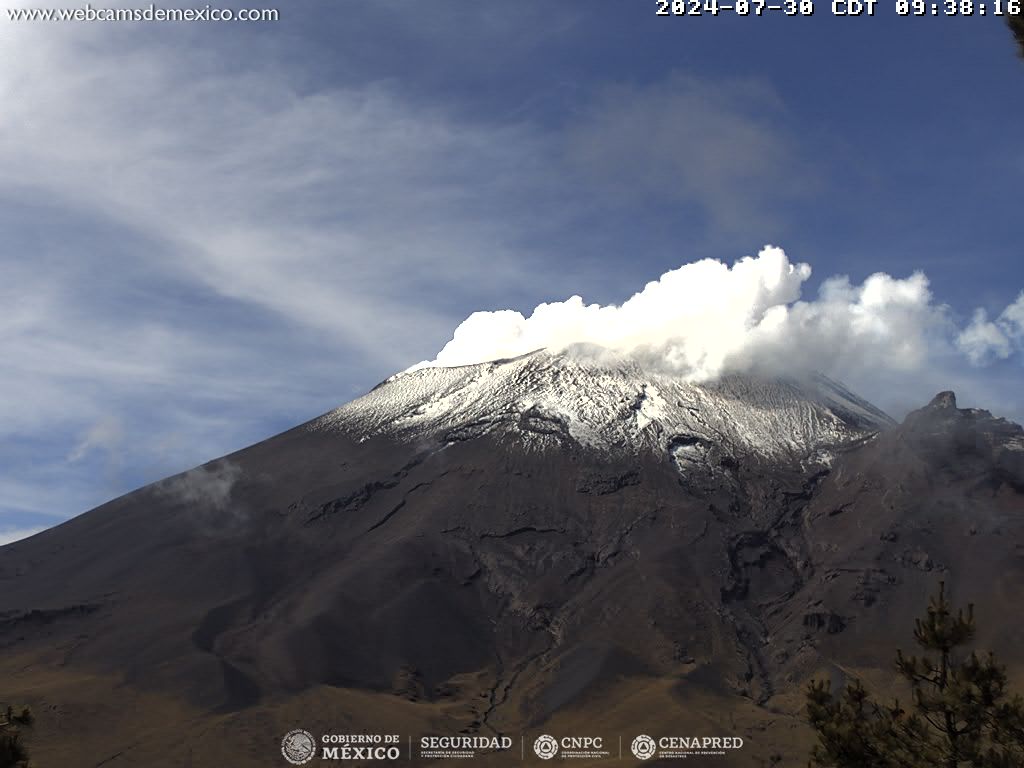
[281,729,316,765]
[534,734,559,760]
[631,734,657,760]
[631,734,744,760]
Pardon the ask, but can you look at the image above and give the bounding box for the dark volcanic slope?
[1,354,1022,767]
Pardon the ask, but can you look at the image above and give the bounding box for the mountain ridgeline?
[1,350,1022,766]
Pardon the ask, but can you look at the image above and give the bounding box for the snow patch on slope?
[313,350,893,462]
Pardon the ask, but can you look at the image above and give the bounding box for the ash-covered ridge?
[313,349,894,461]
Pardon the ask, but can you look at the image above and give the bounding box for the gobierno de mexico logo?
[281,729,316,765]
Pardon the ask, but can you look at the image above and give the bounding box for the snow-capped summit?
[313,349,893,462]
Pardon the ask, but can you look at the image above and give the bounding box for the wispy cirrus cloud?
[0,19,551,524]
[0,12,576,522]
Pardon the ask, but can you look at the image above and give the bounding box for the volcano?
[2,350,1023,767]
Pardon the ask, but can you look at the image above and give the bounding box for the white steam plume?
[413,246,968,382]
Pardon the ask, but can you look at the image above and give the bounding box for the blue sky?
[1,1,1022,541]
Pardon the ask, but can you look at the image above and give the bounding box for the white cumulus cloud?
[1002,293,1024,335]
[956,292,1024,365]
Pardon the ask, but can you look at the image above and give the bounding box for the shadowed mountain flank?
[1,352,1021,766]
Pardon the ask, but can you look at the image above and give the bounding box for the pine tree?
[806,582,1024,767]
[0,704,32,768]
[1010,15,1024,59]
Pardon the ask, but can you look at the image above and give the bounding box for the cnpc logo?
[533,735,559,760]
[533,734,605,760]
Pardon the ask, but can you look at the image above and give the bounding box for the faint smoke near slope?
[414,246,1022,387]
[157,461,242,513]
